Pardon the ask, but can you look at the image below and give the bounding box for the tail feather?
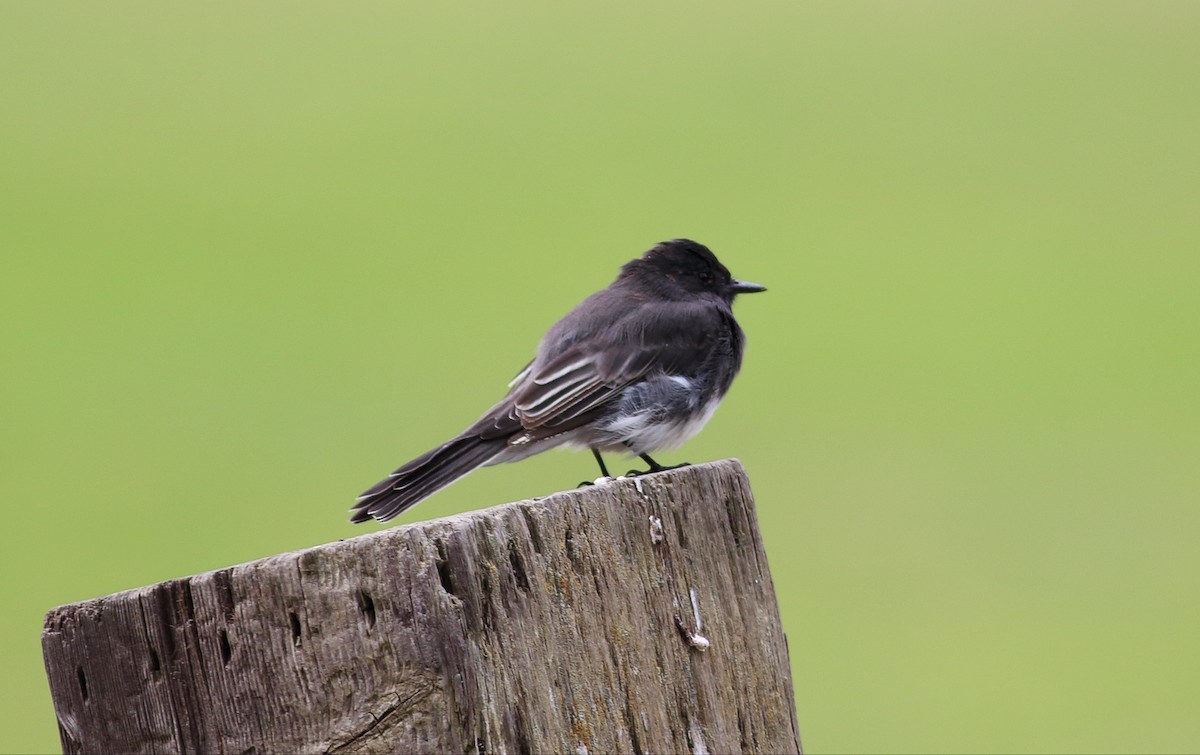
[351,435,506,523]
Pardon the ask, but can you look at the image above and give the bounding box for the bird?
[351,239,766,523]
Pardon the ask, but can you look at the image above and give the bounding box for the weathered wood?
[43,459,801,754]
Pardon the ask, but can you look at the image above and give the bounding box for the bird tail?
[351,434,507,523]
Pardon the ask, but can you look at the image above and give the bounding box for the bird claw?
[579,476,615,488]
[626,461,691,477]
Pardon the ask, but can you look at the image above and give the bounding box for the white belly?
[600,395,723,454]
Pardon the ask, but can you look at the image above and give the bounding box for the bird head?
[622,239,766,302]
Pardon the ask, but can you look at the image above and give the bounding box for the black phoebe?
[351,239,765,523]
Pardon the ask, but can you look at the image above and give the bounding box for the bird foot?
[578,476,616,488]
[624,462,691,477]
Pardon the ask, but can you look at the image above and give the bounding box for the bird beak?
[727,279,767,295]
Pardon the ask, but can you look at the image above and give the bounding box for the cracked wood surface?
[42,459,801,754]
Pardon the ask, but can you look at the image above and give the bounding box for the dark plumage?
[351,239,765,523]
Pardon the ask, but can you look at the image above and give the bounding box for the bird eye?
[698,271,713,284]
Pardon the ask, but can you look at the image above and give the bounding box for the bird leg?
[594,449,613,477]
[624,451,691,477]
[578,448,614,487]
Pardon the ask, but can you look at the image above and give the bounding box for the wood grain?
[43,459,801,754]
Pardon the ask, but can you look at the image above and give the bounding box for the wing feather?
[511,301,723,436]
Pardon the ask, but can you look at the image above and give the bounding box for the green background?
[2,2,1197,753]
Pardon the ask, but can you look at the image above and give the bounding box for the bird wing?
[506,301,725,440]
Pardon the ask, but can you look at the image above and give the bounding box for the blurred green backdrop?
[2,2,1197,753]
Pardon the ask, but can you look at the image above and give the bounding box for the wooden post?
[42,459,801,754]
